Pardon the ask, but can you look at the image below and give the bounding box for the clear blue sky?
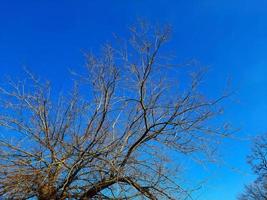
[0,1,266,199]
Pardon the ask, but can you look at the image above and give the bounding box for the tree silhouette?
[238,133,267,200]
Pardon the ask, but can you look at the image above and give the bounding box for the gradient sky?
[0,1,267,199]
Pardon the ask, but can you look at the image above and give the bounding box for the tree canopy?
[0,22,228,200]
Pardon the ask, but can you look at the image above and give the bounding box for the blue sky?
[0,1,266,199]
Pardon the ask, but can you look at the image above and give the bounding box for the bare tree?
[0,22,229,199]
[238,133,267,200]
